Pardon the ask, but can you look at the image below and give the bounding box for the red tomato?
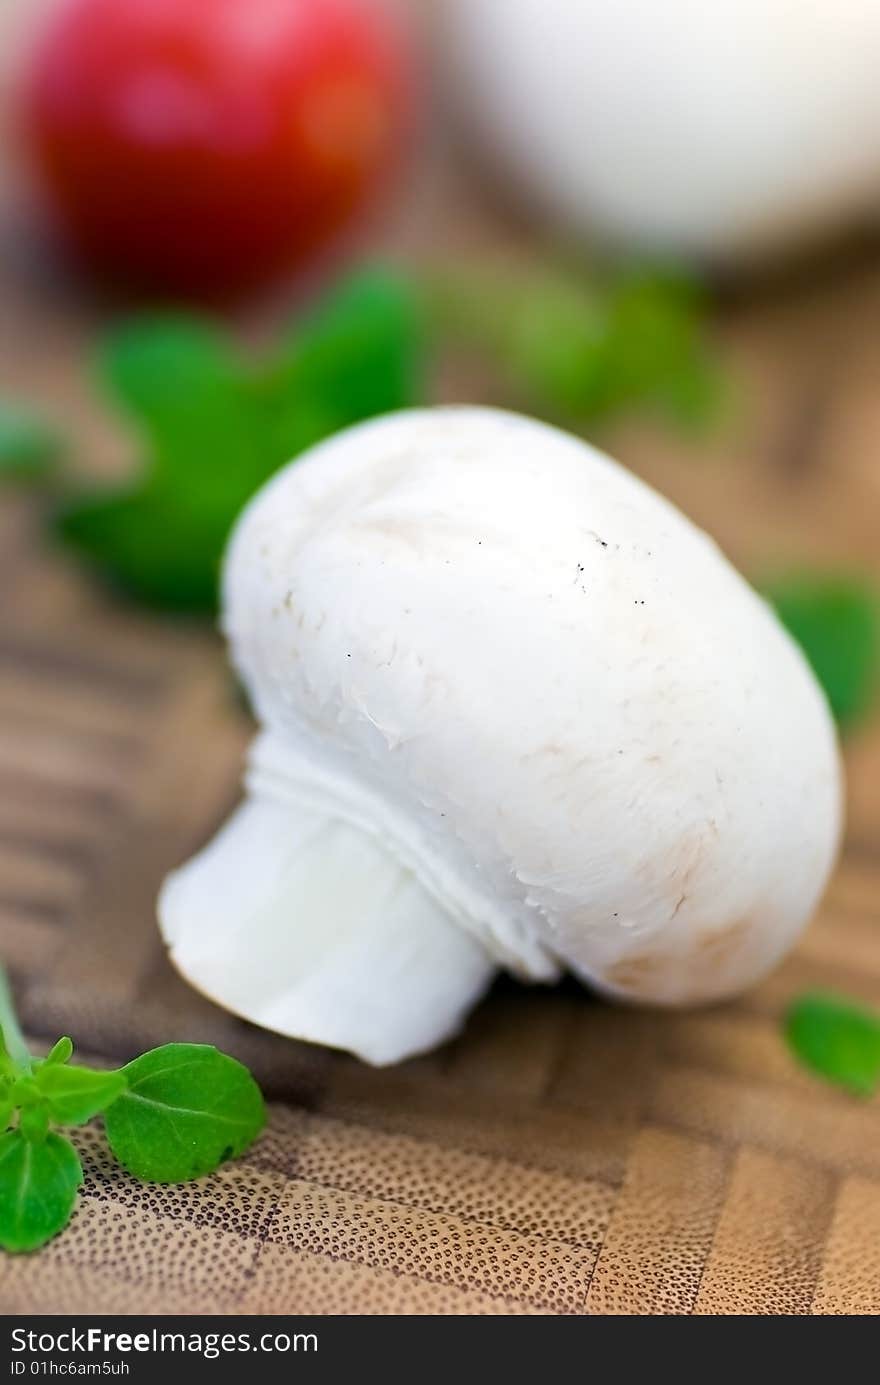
[23,0,412,297]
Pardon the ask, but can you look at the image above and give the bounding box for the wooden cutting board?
[2,20,880,1311]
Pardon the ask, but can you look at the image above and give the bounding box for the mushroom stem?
[158,795,496,1065]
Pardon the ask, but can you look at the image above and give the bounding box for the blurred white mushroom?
[439,0,880,265]
[159,407,842,1063]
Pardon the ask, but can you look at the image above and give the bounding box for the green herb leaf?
[0,965,267,1255]
[18,1103,49,1145]
[263,267,423,435]
[43,1037,74,1067]
[34,1063,127,1126]
[0,972,33,1076]
[786,993,880,1096]
[501,273,608,418]
[0,1031,13,1082]
[0,1130,83,1252]
[104,1043,265,1183]
[56,488,227,613]
[599,268,720,428]
[11,1076,41,1108]
[54,269,422,614]
[0,403,60,484]
[426,261,719,429]
[761,575,879,728]
[55,317,260,612]
[0,1087,14,1133]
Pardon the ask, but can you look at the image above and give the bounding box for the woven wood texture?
[2,6,880,1310]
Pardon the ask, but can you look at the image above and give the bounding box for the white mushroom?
[159,407,842,1064]
[439,0,880,265]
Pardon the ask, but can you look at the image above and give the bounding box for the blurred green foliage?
[786,993,880,1097]
[43,260,722,614]
[0,404,61,483]
[427,263,720,429]
[761,574,880,729]
[55,270,421,612]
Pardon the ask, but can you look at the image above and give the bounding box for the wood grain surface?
[1,2,880,1316]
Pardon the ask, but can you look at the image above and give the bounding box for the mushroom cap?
[440,0,880,264]
[219,406,842,1004]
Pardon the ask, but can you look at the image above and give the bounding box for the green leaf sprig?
[0,967,265,1253]
[55,267,423,612]
[760,573,880,729]
[425,261,720,430]
[3,260,721,615]
[786,992,880,1097]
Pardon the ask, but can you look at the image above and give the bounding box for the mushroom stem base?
[158,795,496,1065]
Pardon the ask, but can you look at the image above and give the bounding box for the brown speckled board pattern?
[2,24,880,1306]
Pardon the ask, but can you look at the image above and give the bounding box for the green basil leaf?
[18,1103,49,1145]
[0,1130,82,1252]
[55,318,268,612]
[53,270,423,614]
[0,1029,13,1081]
[425,262,718,428]
[599,268,719,427]
[0,1087,14,1133]
[55,488,227,613]
[101,317,258,488]
[504,275,608,418]
[11,1076,41,1108]
[104,1043,265,1183]
[786,993,880,1096]
[268,268,423,428]
[762,575,879,728]
[43,1037,74,1067]
[34,1063,127,1126]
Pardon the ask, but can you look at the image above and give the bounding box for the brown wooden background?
[2,1,880,1315]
